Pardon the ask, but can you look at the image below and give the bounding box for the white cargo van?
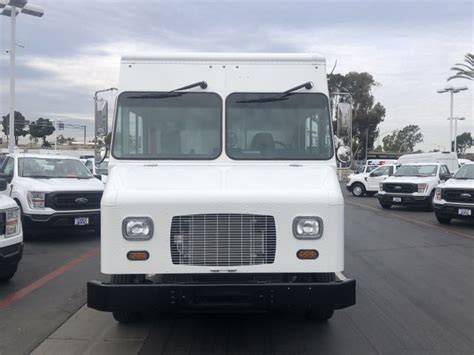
[87,53,356,323]
[396,152,458,173]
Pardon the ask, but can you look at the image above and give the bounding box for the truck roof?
[121,52,326,64]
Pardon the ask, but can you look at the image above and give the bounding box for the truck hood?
[383,175,436,184]
[18,177,104,192]
[103,164,342,207]
[0,194,18,210]
[438,178,474,189]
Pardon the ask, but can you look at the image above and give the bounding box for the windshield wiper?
[128,81,208,99]
[236,81,314,104]
[454,177,472,180]
[22,175,52,179]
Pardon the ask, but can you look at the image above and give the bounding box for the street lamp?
[437,85,468,153]
[1,0,44,154]
[447,116,466,153]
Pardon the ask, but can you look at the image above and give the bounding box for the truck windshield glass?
[113,92,221,159]
[19,158,93,179]
[454,164,474,179]
[394,165,438,177]
[226,93,333,160]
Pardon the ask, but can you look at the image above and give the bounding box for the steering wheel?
[274,140,288,149]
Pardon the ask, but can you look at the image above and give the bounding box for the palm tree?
[448,53,473,81]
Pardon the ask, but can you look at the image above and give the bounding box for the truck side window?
[388,166,394,176]
[1,158,14,176]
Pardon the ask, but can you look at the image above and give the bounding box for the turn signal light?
[296,249,319,260]
[127,251,149,261]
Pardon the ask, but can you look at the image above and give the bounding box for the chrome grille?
[443,189,474,203]
[383,183,417,193]
[170,214,276,266]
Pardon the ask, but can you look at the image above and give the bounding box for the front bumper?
[0,242,23,268]
[22,211,100,230]
[433,203,474,219]
[378,193,431,206]
[87,277,356,312]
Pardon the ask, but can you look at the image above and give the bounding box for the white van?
[87,53,356,323]
[396,152,458,173]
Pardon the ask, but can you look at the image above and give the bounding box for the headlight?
[418,184,428,193]
[379,182,384,192]
[435,188,442,200]
[5,208,20,238]
[27,191,46,209]
[122,217,153,240]
[293,217,323,239]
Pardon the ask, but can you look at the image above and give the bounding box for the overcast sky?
[0,0,472,151]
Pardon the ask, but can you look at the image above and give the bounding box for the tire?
[380,202,392,209]
[305,307,334,321]
[436,215,451,224]
[351,183,366,197]
[425,191,435,212]
[111,274,144,323]
[0,264,18,281]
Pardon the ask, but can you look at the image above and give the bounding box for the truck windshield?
[19,157,93,179]
[454,164,474,179]
[226,93,333,160]
[394,165,438,177]
[112,92,222,159]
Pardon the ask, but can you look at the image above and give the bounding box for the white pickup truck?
[0,154,104,238]
[346,164,397,197]
[378,162,452,210]
[87,53,356,323]
[0,186,22,281]
[433,163,474,224]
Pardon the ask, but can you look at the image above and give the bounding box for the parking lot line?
[0,247,99,308]
[345,200,474,240]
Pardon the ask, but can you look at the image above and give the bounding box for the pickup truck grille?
[442,189,474,203]
[170,214,276,267]
[383,183,417,193]
[45,191,102,211]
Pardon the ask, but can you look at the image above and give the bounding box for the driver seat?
[250,132,275,152]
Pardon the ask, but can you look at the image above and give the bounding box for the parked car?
[433,163,474,224]
[0,154,104,238]
[377,163,452,210]
[346,164,397,197]
[0,184,22,281]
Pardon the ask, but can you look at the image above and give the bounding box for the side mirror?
[336,145,351,164]
[0,173,12,184]
[95,145,108,164]
[0,178,7,191]
[93,174,102,181]
[95,98,108,137]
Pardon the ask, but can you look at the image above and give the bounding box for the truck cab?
[87,53,356,323]
[347,163,397,197]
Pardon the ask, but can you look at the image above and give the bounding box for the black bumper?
[433,203,474,219]
[87,278,356,312]
[378,193,431,206]
[0,242,23,268]
[22,211,100,230]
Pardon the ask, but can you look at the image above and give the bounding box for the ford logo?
[460,193,472,199]
[75,197,88,205]
[394,186,402,190]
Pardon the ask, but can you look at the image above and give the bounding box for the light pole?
[1,0,44,154]
[448,116,466,153]
[437,85,468,153]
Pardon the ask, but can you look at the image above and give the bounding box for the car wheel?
[436,215,451,224]
[425,191,435,212]
[0,264,18,281]
[380,203,392,209]
[351,183,366,197]
[111,274,144,323]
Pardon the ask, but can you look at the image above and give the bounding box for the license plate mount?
[74,217,89,226]
[458,208,471,216]
[393,197,402,203]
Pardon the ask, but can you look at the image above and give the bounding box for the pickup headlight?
[122,217,153,240]
[27,191,46,209]
[418,184,428,193]
[379,182,384,192]
[293,216,323,239]
[5,208,20,238]
[435,188,442,200]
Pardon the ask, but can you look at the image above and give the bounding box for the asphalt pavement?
[1,193,473,355]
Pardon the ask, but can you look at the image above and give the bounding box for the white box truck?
[87,53,356,322]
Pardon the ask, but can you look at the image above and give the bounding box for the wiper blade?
[128,81,208,99]
[236,81,314,104]
[23,175,52,179]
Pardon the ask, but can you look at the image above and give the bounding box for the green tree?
[328,72,386,159]
[29,118,55,147]
[382,125,423,152]
[452,132,472,156]
[448,53,473,81]
[2,111,29,145]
